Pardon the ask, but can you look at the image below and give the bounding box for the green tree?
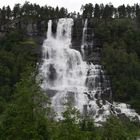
[102,116,135,140]
[6,6,11,20]
[126,5,132,18]
[118,5,126,18]
[81,3,94,18]
[1,6,6,24]
[0,67,49,140]
[50,106,90,140]
[102,4,114,24]
[94,4,101,19]
[13,4,21,18]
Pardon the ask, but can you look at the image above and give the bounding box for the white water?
[39,18,88,117]
[39,18,140,123]
[81,19,88,59]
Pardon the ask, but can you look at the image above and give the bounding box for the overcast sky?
[0,0,140,12]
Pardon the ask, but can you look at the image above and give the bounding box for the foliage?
[99,18,140,113]
[0,31,37,101]
[0,67,49,140]
[102,116,136,140]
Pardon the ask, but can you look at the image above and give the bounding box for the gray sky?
[0,0,140,12]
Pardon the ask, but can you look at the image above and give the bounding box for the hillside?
[0,2,140,139]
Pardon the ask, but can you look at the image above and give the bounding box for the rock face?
[38,18,140,124]
[72,19,102,63]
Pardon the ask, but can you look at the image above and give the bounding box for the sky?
[0,0,140,12]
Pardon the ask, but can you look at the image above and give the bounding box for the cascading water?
[39,18,140,124]
[81,19,88,59]
[39,18,88,117]
[80,19,140,123]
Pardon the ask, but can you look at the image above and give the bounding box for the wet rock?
[83,105,88,116]
[96,100,102,108]
[117,113,130,121]
[49,64,57,80]
[46,89,57,97]
[115,108,121,114]
[98,109,104,115]
[66,91,76,106]
[101,89,112,101]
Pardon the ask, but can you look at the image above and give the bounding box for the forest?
[0,2,140,139]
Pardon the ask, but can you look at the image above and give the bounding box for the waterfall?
[81,19,88,59]
[39,18,140,124]
[47,20,52,39]
[39,18,88,117]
